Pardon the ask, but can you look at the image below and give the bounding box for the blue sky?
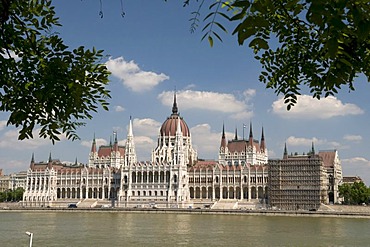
[1,1,370,185]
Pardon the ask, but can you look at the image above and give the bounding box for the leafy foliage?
[186,0,370,109]
[339,182,370,205]
[0,0,111,143]
[0,187,24,202]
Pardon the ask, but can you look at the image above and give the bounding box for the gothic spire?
[31,153,35,164]
[172,91,178,115]
[249,122,253,138]
[234,127,238,140]
[311,142,315,155]
[91,133,97,153]
[220,123,227,148]
[283,143,288,159]
[260,126,266,151]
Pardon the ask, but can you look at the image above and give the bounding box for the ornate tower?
[125,116,137,165]
[151,92,197,165]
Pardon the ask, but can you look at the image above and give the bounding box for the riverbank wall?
[2,202,370,218]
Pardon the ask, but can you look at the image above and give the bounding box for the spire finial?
[283,143,288,158]
[249,122,253,138]
[311,142,315,155]
[31,153,35,163]
[172,90,178,115]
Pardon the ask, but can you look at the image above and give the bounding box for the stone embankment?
[2,202,370,218]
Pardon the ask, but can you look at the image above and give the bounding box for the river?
[1,211,369,246]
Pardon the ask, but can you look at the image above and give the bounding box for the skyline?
[1,1,370,184]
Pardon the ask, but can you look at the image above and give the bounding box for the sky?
[1,1,370,185]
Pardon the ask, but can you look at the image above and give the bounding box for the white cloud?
[158,90,254,119]
[243,89,256,98]
[114,105,125,112]
[132,118,161,137]
[81,138,108,148]
[271,95,364,119]
[0,158,27,174]
[190,124,222,158]
[343,135,362,142]
[190,124,235,159]
[0,128,63,150]
[286,136,340,149]
[341,157,370,185]
[106,57,169,92]
[0,120,7,131]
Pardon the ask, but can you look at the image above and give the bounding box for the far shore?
[1,203,370,219]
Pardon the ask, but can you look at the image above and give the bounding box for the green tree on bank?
[0,187,24,202]
[339,182,370,205]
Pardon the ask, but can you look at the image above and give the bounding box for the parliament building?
[22,93,342,210]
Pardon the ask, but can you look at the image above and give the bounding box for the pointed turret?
[248,122,253,147]
[113,131,118,152]
[220,123,227,148]
[311,142,315,155]
[125,116,137,165]
[48,152,53,169]
[172,91,178,115]
[234,127,238,141]
[91,133,97,153]
[283,143,288,159]
[260,127,266,151]
[30,153,35,170]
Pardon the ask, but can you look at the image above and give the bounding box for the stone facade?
[22,93,342,210]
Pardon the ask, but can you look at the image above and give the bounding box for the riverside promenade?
[2,202,370,218]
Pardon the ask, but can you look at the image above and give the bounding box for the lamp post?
[25,231,33,247]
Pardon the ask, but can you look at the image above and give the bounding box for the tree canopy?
[339,182,370,205]
[186,0,370,109]
[0,0,110,143]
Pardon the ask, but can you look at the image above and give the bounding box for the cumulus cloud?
[158,90,254,120]
[0,120,7,131]
[286,136,340,149]
[114,105,125,112]
[190,124,235,159]
[106,57,169,92]
[343,135,362,142]
[341,157,370,185]
[132,118,161,137]
[81,138,108,148]
[271,95,364,119]
[0,128,65,150]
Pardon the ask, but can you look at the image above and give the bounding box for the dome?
[159,92,190,137]
[160,115,190,137]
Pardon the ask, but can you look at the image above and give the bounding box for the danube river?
[1,211,370,246]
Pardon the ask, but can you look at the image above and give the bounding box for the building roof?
[318,150,337,168]
[160,93,190,137]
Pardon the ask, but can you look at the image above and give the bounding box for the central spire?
[172,90,178,115]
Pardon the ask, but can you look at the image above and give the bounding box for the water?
[1,211,369,246]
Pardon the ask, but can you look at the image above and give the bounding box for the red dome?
[160,92,190,137]
[160,115,190,137]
